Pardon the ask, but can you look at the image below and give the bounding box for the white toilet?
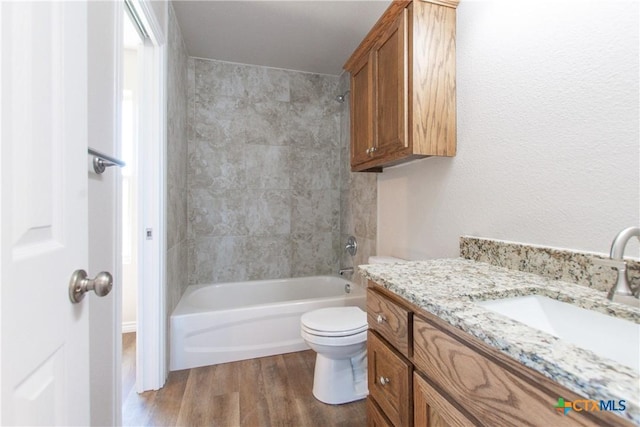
[301,255,404,405]
[301,306,368,404]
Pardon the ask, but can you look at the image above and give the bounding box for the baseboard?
[122,321,137,334]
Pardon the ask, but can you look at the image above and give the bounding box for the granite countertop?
[359,258,640,423]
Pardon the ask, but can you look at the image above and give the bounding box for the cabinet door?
[414,372,475,427]
[350,52,374,168]
[373,7,408,158]
[367,397,394,427]
[368,331,412,427]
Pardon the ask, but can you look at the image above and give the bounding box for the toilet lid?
[301,307,367,337]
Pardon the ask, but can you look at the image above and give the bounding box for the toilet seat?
[301,328,367,347]
[301,307,367,337]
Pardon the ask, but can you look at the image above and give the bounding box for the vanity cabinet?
[345,0,458,172]
[350,53,374,168]
[368,331,412,427]
[414,372,475,427]
[366,281,633,427]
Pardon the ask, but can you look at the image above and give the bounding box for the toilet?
[301,306,368,404]
[300,255,405,405]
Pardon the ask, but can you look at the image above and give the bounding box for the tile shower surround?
[187,59,346,285]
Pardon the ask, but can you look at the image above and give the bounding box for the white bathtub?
[170,275,365,371]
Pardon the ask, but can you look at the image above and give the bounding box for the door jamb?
[119,0,168,393]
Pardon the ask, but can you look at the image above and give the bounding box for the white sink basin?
[478,295,640,372]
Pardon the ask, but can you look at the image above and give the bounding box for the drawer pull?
[379,376,390,386]
[376,314,386,324]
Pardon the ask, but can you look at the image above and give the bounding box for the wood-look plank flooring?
[122,333,366,426]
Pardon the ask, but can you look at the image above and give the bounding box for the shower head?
[336,90,350,103]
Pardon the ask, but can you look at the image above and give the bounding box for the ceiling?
[171,1,391,76]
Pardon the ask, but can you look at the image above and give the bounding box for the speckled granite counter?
[359,258,640,424]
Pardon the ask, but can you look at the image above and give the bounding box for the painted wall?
[149,0,167,37]
[166,4,189,332]
[378,0,640,260]
[121,48,140,331]
[187,59,341,284]
[338,72,378,284]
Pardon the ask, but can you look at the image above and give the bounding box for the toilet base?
[311,350,368,405]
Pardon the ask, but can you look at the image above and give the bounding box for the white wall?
[378,0,639,261]
[121,48,140,332]
[149,0,167,37]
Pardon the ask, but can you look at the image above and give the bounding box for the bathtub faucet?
[339,267,354,276]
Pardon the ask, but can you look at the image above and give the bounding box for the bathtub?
[170,275,365,371]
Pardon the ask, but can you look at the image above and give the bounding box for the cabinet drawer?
[368,331,412,427]
[367,397,394,427]
[413,316,604,427]
[367,288,411,357]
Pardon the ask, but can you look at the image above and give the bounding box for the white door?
[1,2,92,425]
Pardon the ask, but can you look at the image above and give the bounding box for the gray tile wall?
[187,58,343,284]
[338,72,377,286]
[166,5,189,316]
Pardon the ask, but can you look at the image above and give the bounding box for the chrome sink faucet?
[606,226,640,300]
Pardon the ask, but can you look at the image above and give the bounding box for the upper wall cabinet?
[345,0,458,172]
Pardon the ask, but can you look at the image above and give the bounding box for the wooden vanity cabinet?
[367,397,394,427]
[371,8,408,163]
[414,372,475,427]
[345,0,458,172]
[350,52,374,168]
[367,288,411,357]
[368,331,412,427]
[366,281,634,427]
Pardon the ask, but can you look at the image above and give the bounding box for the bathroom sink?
[478,295,640,372]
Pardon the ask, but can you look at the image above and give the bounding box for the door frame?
[120,0,168,393]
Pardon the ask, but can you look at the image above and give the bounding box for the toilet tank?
[368,256,405,264]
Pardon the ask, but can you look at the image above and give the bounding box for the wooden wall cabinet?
[345,0,458,172]
[365,281,633,427]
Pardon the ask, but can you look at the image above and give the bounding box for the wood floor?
[122,333,367,426]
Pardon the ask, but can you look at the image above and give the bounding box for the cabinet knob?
[376,314,386,324]
[379,376,390,386]
[365,147,371,154]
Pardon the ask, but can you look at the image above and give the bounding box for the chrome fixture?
[336,90,350,103]
[604,226,640,300]
[344,283,351,294]
[88,147,125,175]
[339,267,354,276]
[345,236,357,256]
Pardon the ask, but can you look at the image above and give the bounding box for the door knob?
[68,269,113,303]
